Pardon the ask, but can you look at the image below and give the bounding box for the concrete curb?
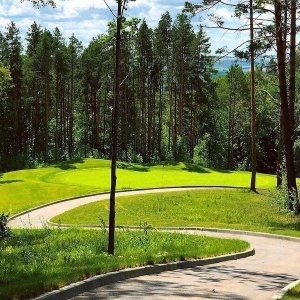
[154,227,300,243]
[272,279,300,299]
[32,247,255,300]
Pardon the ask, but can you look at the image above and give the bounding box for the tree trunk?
[45,72,50,163]
[277,113,284,187]
[288,0,299,213]
[108,0,122,255]
[274,0,298,213]
[250,0,257,192]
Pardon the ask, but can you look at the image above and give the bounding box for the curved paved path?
[70,231,300,300]
[8,187,205,228]
[8,188,300,299]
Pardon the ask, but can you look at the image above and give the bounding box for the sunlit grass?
[52,189,300,237]
[0,227,249,300]
[0,159,276,216]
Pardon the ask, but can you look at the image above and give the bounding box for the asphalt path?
[7,188,300,300]
[8,187,206,228]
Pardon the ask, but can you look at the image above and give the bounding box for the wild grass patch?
[52,189,300,237]
[0,227,249,300]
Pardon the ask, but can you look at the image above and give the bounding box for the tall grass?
[52,189,300,237]
[0,227,249,300]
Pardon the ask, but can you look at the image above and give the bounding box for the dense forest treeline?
[0,11,299,174]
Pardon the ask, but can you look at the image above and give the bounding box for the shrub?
[0,213,12,241]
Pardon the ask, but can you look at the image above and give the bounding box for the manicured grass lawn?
[0,228,249,300]
[282,283,300,299]
[52,189,300,237]
[0,159,276,216]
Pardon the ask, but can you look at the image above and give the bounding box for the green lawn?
[1,159,299,299]
[0,158,276,216]
[52,189,300,237]
[0,227,249,300]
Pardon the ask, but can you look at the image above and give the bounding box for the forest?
[0,9,299,177]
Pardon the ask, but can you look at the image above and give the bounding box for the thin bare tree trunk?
[250,0,257,192]
[108,0,122,255]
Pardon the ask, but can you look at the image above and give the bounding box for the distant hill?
[213,57,251,76]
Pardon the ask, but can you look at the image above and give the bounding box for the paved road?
[69,231,300,300]
[8,188,300,300]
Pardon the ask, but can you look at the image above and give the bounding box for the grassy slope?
[0,159,276,215]
[52,189,300,237]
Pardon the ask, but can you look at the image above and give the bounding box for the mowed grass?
[52,189,300,237]
[0,227,249,300]
[0,159,276,215]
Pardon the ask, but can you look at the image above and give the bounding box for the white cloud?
[0,0,254,53]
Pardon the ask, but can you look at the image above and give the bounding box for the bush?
[193,134,209,167]
[174,135,188,162]
[0,213,12,241]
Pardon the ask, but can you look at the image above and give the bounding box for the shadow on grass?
[117,163,149,172]
[144,161,181,167]
[53,158,84,170]
[0,173,21,184]
[182,163,210,174]
[86,264,297,299]
[0,180,23,184]
[266,220,300,232]
[211,168,233,174]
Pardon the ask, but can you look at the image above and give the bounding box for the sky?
[0,0,250,54]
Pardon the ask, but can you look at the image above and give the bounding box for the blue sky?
[0,0,249,54]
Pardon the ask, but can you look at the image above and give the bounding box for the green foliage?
[294,139,300,176]
[271,164,300,214]
[271,169,291,212]
[0,227,248,299]
[174,136,188,162]
[20,0,56,8]
[0,212,12,241]
[193,133,209,166]
[0,61,10,92]
[0,7,298,176]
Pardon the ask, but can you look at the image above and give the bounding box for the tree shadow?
[53,158,84,170]
[182,162,210,173]
[266,220,300,232]
[117,163,149,172]
[0,173,23,184]
[0,180,23,185]
[83,264,297,299]
[211,168,233,174]
[145,161,181,167]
